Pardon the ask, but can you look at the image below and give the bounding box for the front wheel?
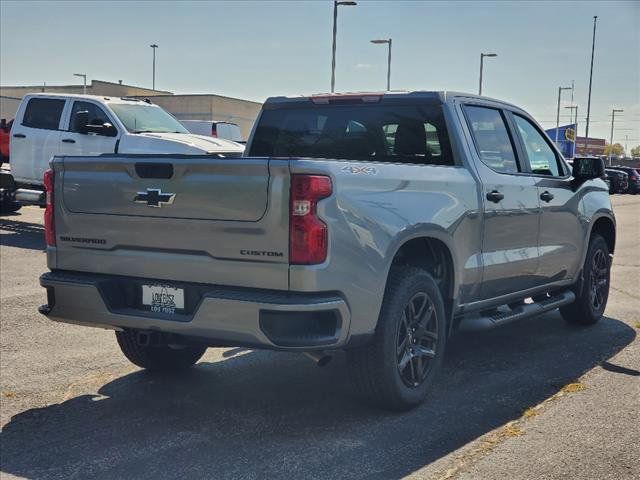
[347,266,447,411]
[115,329,207,371]
[560,234,611,325]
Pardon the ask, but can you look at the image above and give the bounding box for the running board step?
[457,290,576,332]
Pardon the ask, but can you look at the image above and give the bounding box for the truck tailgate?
[52,155,290,290]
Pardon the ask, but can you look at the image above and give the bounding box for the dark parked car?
[611,166,640,194]
[602,171,612,192]
[605,169,629,194]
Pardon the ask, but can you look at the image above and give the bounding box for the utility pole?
[330,1,357,93]
[150,44,158,90]
[555,86,572,145]
[584,16,598,151]
[608,108,623,165]
[564,105,578,158]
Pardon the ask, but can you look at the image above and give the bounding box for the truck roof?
[264,90,521,111]
[24,92,156,106]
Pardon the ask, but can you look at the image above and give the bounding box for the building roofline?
[132,93,262,105]
[0,79,172,95]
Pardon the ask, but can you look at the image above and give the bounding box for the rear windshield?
[249,102,454,165]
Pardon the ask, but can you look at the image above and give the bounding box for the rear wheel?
[0,174,20,214]
[115,329,206,371]
[560,234,610,325]
[347,266,447,411]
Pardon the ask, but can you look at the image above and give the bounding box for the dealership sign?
[565,128,576,142]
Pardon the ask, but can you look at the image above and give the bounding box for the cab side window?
[512,114,564,177]
[22,98,65,130]
[464,106,520,174]
[69,101,112,134]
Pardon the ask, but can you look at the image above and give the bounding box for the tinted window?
[249,103,454,165]
[70,101,112,133]
[464,106,519,173]
[513,114,562,176]
[22,98,65,130]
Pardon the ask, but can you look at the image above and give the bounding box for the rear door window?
[250,102,454,166]
[463,105,520,173]
[22,98,65,130]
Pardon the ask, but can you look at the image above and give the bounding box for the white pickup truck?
[1,93,244,212]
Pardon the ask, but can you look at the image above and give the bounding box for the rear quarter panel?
[289,159,481,337]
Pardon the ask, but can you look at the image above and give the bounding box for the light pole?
[370,38,392,91]
[478,53,497,96]
[150,43,158,90]
[584,16,598,151]
[564,105,578,158]
[624,134,628,154]
[330,1,357,93]
[555,86,572,145]
[608,108,623,165]
[73,73,87,94]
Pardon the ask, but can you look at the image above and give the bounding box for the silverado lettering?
[59,236,106,245]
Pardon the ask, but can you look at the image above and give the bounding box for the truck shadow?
[0,219,45,251]
[0,313,635,480]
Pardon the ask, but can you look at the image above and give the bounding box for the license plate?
[141,284,184,314]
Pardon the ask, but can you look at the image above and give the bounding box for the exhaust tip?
[303,351,333,367]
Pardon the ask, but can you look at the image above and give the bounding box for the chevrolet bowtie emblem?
[134,188,176,208]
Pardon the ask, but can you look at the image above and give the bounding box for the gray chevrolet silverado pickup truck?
[39,91,615,410]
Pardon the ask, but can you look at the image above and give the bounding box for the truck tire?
[0,173,20,214]
[560,234,610,326]
[347,266,447,411]
[0,191,20,214]
[115,329,206,371]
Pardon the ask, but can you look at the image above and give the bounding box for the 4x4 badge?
[134,188,176,208]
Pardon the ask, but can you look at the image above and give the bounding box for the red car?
[0,118,12,165]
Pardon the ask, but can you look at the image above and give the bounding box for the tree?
[631,145,640,157]
[603,143,624,156]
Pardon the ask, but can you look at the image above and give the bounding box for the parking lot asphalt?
[1,196,638,480]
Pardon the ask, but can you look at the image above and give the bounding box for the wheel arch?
[589,215,616,255]
[385,229,458,333]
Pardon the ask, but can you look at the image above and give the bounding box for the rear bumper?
[40,271,351,351]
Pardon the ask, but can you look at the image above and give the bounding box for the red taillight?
[43,168,55,246]
[631,175,638,181]
[289,175,332,265]
[211,124,218,137]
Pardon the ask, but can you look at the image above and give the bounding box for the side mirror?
[572,156,605,182]
[86,122,118,137]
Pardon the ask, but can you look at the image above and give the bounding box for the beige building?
[0,96,21,120]
[0,79,262,139]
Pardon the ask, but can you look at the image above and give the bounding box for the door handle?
[61,138,76,143]
[486,190,504,203]
[13,133,26,138]
[540,191,554,202]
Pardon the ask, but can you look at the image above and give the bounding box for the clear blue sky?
[1,0,638,145]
